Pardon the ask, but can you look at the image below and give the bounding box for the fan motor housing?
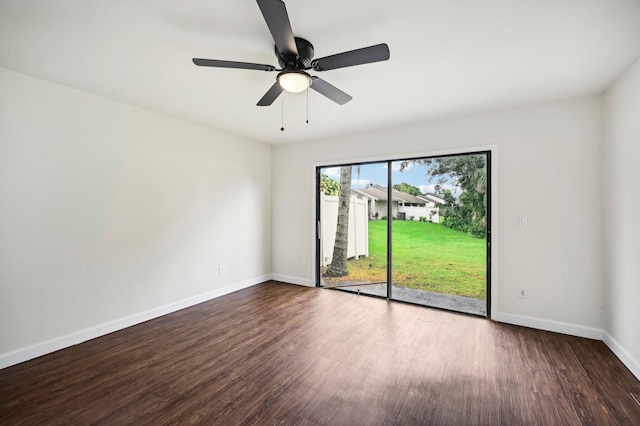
[276,37,314,69]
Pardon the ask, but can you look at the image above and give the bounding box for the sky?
[322,161,461,197]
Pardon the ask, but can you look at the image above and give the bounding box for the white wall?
[0,68,272,362]
[272,96,604,331]
[603,58,640,376]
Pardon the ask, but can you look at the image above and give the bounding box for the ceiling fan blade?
[312,43,390,71]
[310,77,352,105]
[256,0,298,57]
[257,82,284,106]
[193,58,276,72]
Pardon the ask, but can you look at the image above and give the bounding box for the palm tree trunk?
[325,166,352,277]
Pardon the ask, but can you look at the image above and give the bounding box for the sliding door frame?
[315,149,492,318]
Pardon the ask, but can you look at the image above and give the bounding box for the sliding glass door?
[316,152,490,317]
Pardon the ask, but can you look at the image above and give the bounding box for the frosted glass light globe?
[278,71,311,93]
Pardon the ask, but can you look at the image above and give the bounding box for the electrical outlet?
[518,288,528,299]
[218,266,224,277]
[519,216,528,227]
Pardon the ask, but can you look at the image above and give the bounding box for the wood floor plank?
[538,332,614,424]
[568,336,640,424]
[1,281,639,425]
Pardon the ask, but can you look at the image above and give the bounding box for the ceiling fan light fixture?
[192,0,390,106]
[278,70,311,93]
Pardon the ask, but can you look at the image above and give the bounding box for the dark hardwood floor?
[1,281,639,425]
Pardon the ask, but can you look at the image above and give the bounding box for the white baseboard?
[492,312,603,340]
[602,331,640,381]
[5,283,639,384]
[270,273,315,287]
[0,275,268,370]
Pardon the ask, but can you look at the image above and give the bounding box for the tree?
[325,166,352,277]
[393,182,421,196]
[320,174,339,196]
[401,154,487,237]
[440,189,456,206]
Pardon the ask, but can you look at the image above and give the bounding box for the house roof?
[355,186,430,204]
[419,193,446,205]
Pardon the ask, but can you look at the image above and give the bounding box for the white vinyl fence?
[320,194,368,267]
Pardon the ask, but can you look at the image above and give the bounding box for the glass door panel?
[390,154,488,316]
[318,163,388,298]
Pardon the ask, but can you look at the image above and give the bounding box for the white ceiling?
[1,0,639,145]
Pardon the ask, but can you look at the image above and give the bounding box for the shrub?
[441,207,485,238]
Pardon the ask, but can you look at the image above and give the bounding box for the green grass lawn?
[325,220,486,299]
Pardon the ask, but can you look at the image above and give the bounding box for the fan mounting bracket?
[275,37,314,70]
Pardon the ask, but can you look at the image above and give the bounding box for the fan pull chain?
[280,97,284,131]
[306,88,309,124]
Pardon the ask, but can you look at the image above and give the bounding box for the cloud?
[323,168,370,188]
[419,184,436,194]
[352,179,371,187]
[383,162,412,172]
[419,183,461,197]
[324,167,341,178]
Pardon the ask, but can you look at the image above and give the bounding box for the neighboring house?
[420,193,447,206]
[352,185,443,222]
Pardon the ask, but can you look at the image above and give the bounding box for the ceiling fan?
[192,0,390,106]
